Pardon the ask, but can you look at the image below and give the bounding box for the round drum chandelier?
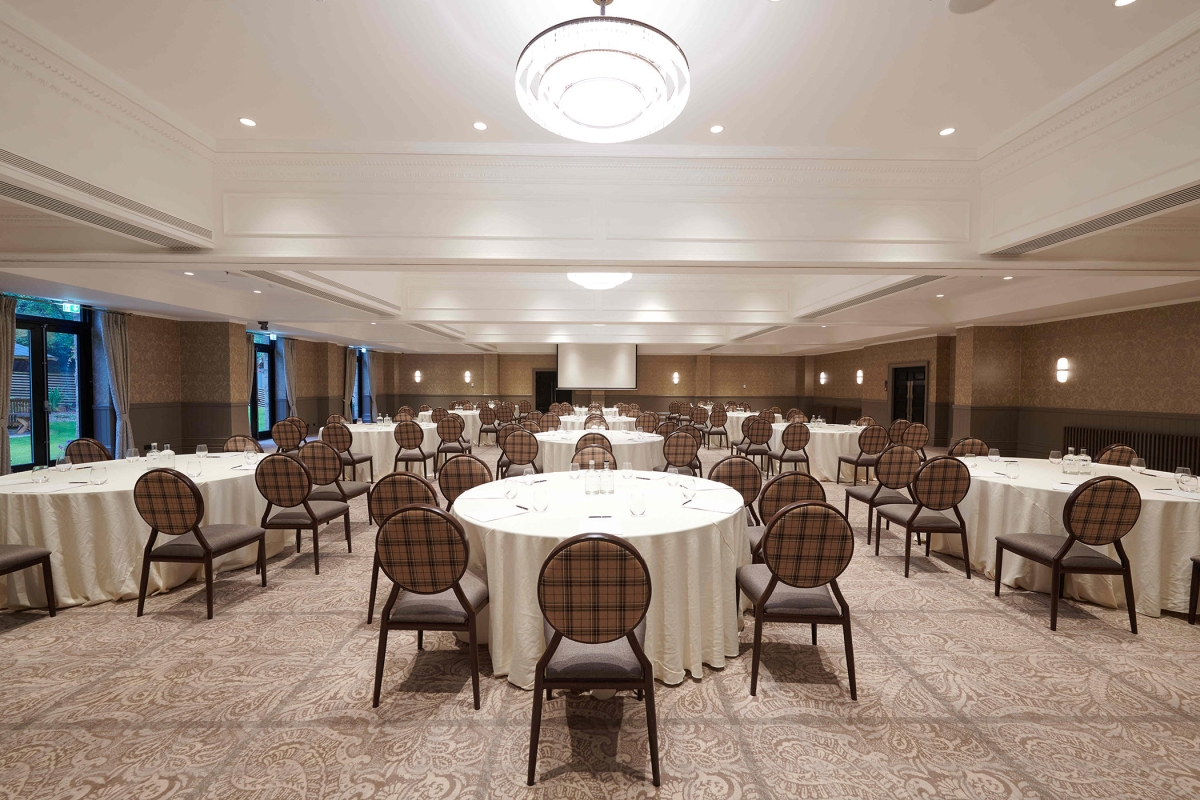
[515,0,690,144]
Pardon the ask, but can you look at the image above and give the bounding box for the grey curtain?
[343,347,357,418]
[246,333,256,427]
[282,338,298,417]
[0,296,14,474]
[365,350,382,420]
[98,311,136,457]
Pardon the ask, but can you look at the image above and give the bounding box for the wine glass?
[90,465,108,485]
[503,479,519,500]
[569,463,581,480]
[126,448,139,463]
[532,488,548,513]
[1130,458,1146,474]
[196,444,209,459]
[680,477,696,502]
[988,448,1001,463]
[1049,450,1062,465]
[621,461,633,480]
[629,490,647,517]
[1184,475,1200,494]
[1004,460,1020,479]
[666,467,680,487]
[1176,467,1193,488]
[187,457,202,478]
[55,457,71,473]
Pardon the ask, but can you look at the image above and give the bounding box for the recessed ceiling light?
[370,322,377,325]
[253,290,262,294]
[239,118,256,127]
[936,294,945,298]
[183,271,194,276]
[821,325,827,328]
[593,323,606,327]
[710,125,724,134]
[1114,0,1136,6]
[473,121,488,131]
[939,127,956,136]
[1003,276,1014,280]
[568,273,632,290]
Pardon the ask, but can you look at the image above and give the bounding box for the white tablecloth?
[574,406,619,418]
[559,415,636,432]
[326,422,439,475]
[452,471,750,687]
[0,455,284,609]
[769,423,863,482]
[417,410,482,444]
[936,458,1200,617]
[533,430,667,474]
[725,411,783,444]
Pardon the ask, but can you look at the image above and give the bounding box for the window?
[10,295,92,470]
[250,333,274,438]
[350,350,368,421]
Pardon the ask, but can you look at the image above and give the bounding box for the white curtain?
[246,333,256,429]
[98,311,136,457]
[343,348,357,418]
[281,338,298,417]
[0,296,14,474]
[365,350,382,420]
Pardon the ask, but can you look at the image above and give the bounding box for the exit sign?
[61,302,81,314]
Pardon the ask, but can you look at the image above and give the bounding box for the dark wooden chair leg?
[417,629,424,650]
[528,674,545,785]
[1122,567,1138,634]
[468,616,481,710]
[750,612,764,696]
[204,556,215,620]
[258,539,267,586]
[312,526,321,575]
[644,676,661,787]
[41,556,56,617]
[904,525,913,578]
[136,554,153,617]
[842,617,857,701]
[295,529,302,553]
[372,621,389,707]
[1049,564,1061,631]
[994,543,1004,596]
[367,554,380,624]
[811,623,817,645]
[1189,562,1199,625]
[960,530,971,579]
[344,511,352,552]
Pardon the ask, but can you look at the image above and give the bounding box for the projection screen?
[556,344,638,390]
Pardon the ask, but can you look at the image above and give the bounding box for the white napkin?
[1052,482,1083,492]
[10,483,73,494]
[579,516,623,536]
[1153,488,1200,502]
[682,494,743,514]
[466,504,530,523]
[230,463,258,471]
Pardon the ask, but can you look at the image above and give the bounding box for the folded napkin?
[682,495,743,514]
[579,516,623,536]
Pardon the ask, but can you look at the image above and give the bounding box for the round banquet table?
[725,411,783,444]
[769,422,864,482]
[451,470,751,687]
[574,406,619,418]
[558,415,636,432]
[0,454,283,609]
[930,458,1200,617]
[417,410,482,444]
[533,429,667,473]
[323,422,439,475]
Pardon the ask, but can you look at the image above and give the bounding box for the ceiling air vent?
[731,325,787,343]
[796,275,945,320]
[990,182,1200,256]
[242,271,392,317]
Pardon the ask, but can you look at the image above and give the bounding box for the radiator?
[1063,426,1200,474]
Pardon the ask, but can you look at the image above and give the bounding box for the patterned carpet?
[3,442,1200,799]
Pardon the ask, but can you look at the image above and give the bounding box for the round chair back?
[397,406,414,417]
[462,402,474,411]
[761,502,854,589]
[635,412,658,432]
[709,455,763,508]
[224,434,263,453]
[780,422,810,452]
[573,445,615,469]
[393,420,425,451]
[503,429,540,466]
[900,423,930,451]
[857,425,889,456]
[285,416,309,439]
[541,413,561,431]
[497,423,521,448]
[479,406,497,426]
[662,430,700,469]
[437,455,493,508]
[538,533,651,644]
[271,420,303,452]
[369,471,438,523]
[741,416,755,438]
[655,420,678,437]
[255,454,312,509]
[584,414,609,430]
[758,409,775,420]
[430,407,449,424]
[668,401,680,415]
[576,432,613,454]
[326,414,347,425]
[948,437,988,457]
[745,417,773,446]
[64,438,112,463]
[709,406,728,427]
[522,420,542,434]
[788,410,808,423]
[298,441,343,487]
[519,400,532,415]
[134,468,203,534]
[679,424,704,446]
[875,445,922,490]
[1096,444,1137,467]
[377,506,469,594]
[759,472,825,523]
[1065,476,1142,546]
[910,456,971,511]
[496,404,515,424]
[856,416,876,427]
[436,414,466,444]
[888,419,912,444]
[692,406,709,426]
[395,411,414,422]
[419,405,431,413]
[321,421,354,453]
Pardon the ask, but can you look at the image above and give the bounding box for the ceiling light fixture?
[183,271,194,276]
[239,118,256,127]
[473,121,488,131]
[710,125,724,134]
[939,127,956,136]
[1003,276,1014,280]
[516,0,690,143]
[936,294,945,298]
[568,272,632,290]
[1114,0,1136,6]
[253,290,262,294]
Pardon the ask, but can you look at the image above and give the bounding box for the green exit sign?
[61,302,80,313]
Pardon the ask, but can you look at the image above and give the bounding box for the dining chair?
[436,454,493,511]
[478,406,499,445]
[418,404,432,413]
[519,400,532,418]
[366,471,440,624]
[736,501,856,699]
[501,428,540,478]
[836,425,889,486]
[528,533,659,787]
[843,444,921,548]
[659,430,700,476]
[995,475,1142,632]
[654,420,679,438]
[1190,555,1200,625]
[767,421,810,476]
[540,412,561,431]
[134,468,267,618]
[948,437,989,457]
[322,420,374,481]
[736,417,774,472]
[397,406,414,418]
[285,416,310,440]
[747,471,825,562]
[887,419,911,445]
[575,432,613,455]
[678,424,705,476]
[373,505,489,710]
[435,415,472,476]
[856,416,876,427]
[271,419,303,454]
[1096,444,1138,466]
[584,414,609,430]
[326,414,347,425]
[875,456,973,579]
[224,434,264,453]
[706,406,729,451]
[393,419,430,477]
[64,438,112,463]
[301,440,369,503]
[573,445,615,469]
[255,454,351,575]
[691,405,710,435]
[0,544,56,617]
[710,455,765,526]
[900,423,930,462]
[668,400,681,422]
[635,412,658,432]
[526,410,543,427]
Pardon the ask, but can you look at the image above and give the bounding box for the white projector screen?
[557,344,638,390]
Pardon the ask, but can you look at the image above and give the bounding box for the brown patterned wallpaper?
[955,326,974,405]
[128,314,180,405]
[812,349,865,399]
[498,354,556,395]
[398,354,487,395]
[227,323,249,404]
[936,335,956,407]
[710,356,799,397]
[861,336,944,403]
[638,355,696,396]
[970,327,1022,407]
[180,322,237,403]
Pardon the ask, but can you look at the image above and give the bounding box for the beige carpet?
[3,442,1200,799]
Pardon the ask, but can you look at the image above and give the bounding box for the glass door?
[252,343,274,438]
[9,310,90,470]
[9,327,34,469]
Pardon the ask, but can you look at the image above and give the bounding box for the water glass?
[196,444,209,458]
[1003,460,1020,479]
[1183,475,1200,494]
[89,465,108,485]
[55,457,71,473]
[244,445,256,465]
[531,487,548,513]
[523,471,535,486]
[1176,467,1193,488]
[1130,458,1146,474]
[187,457,203,478]
[666,467,680,487]
[629,490,647,517]
[126,448,139,463]
[1048,450,1062,465]
[987,449,1000,463]
[621,461,633,480]
[680,477,696,502]
[964,454,977,469]
[569,463,581,480]
[31,466,49,484]
[504,479,519,500]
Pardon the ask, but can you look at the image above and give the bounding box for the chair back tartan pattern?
[299,441,343,486]
[911,456,970,511]
[321,421,354,453]
[709,455,763,508]
[437,455,493,507]
[394,420,425,450]
[224,434,263,453]
[662,431,700,469]
[377,506,469,594]
[271,420,303,452]
[503,429,540,466]
[780,422,810,452]
[255,454,312,509]
[369,471,438,524]
[1065,477,1142,546]
[134,468,203,535]
[64,438,112,463]
[437,414,466,445]
[759,472,825,522]
[538,534,651,644]
[948,437,988,457]
[888,419,912,444]
[573,446,615,469]
[576,432,613,454]
[900,423,930,450]
[857,425,889,456]
[761,502,854,589]
[876,445,921,490]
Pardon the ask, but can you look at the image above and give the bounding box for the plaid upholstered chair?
[573,445,615,469]
[418,405,431,413]
[767,422,810,476]
[691,405,710,433]
[326,414,347,425]
[255,454,351,575]
[397,406,415,418]
[575,432,613,455]
[526,410,543,427]
[437,454,493,511]
[477,406,498,445]
[528,533,659,787]
[134,468,267,618]
[395,410,414,422]
[736,417,774,472]
[285,416,309,440]
[948,437,989,457]
[758,408,775,421]
[434,415,472,476]
[521,420,542,435]
[584,414,609,430]
[301,441,369,503]
[462,402,475,411]
[995,476,1142,633]
[501,429,540,478]
[496,403,515,425]
[739,403,751,412]
[518,400,532,419]
[710,455,765,526]
[900,423,930,462]
[875,456,972,579]
[430,407,449,424]
[392,420,430,477]
[635,412,658,433]
[366,471,439,624]
[747,471,825,561]
[887,419,912,445]
[1096,444,1138,466]
[655,420,678,438]
[736,501,857,699]
[373,506,489,710]
[271,419,303,454]
[856,416,876,427]
[842,444,921,549]
[706,406,729,451]
[322,420,374,481]
[658,430,700,476]
[679,424,705,475]
[836,425,889,486]
[667,400,681,422]
[0,545,55,617]
[1190,556,1200,625]
[540,412,561,431]
[64,438,112,463]
[224,434,264,453]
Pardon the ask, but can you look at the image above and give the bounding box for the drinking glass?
[569,463,581,480]
[523,471,535,486]
[629,490,647,517]
[987,448,1000,463]
[1183,475,1200,494]
[244,445,256,465]
[680,477,696,502]
[196,444,209,458]
[1130,458,1146,474]
[187,457,203,478]
[126,448,139,463]
[667,467,680,487]
[1048,450,1062,465]
[89,465,108,485]
[31,466,49,484]
[621,461,633,480]
[964,454,977,469]
[532,488,548,513]
[503,479,519,500]
[55,457,71,472]
[1004,460,1020,479]
[1176,467,1193,488]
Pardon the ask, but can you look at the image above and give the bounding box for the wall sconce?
[856,369,863,385]
[672,372,680,384]
[1055,358,1070,383]
[414,370,422,383]
[464,371,471,383]
[819,372,828,385]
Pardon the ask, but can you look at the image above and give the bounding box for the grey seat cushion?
[266,500,349,526]
[309,481,369,502]
[0,544,51,572]
[737,564,843,617]
[839,453,878,466]
[845,485,909,506]
[388,569,488,625]
[747,525,766,552]
[338,451,373,465]
[543,619,647,682]
[395,448,427,462]
[152,524,265,558]
[997,534,1123,571]
[769,448,808,462]
[876,505,961,531]
[438,442,470,454]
